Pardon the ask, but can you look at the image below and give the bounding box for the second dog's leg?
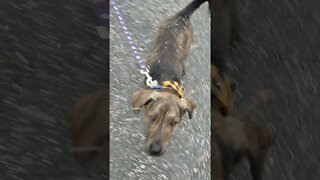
[249,153,266,180]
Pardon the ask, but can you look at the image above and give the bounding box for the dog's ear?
[131,89,160,112]
[178,98,196,119]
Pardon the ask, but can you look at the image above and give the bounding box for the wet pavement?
[0,0,107,179]
[110,0,211,179]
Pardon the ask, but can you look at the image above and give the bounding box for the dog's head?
[131,89,196,156]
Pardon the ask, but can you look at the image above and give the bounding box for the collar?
[152,80,184,98]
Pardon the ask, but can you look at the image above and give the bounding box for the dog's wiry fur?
[68,88,108,165]
[212,76,275,180]
[131,0,206,156]
[213,110,274,180]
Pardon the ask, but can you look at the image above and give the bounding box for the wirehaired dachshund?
[131,0,208,156]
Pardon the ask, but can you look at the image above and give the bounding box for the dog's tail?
[176,0,207,19]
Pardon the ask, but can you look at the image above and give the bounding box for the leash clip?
[140,69,158,88]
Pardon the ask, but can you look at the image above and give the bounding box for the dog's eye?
[170,121,176,126]
[144,99,153,106]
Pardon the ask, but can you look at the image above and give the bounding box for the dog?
[68,88,108,165]
[211,70,275,180]
[131,0,208,156]
[209,1,274,179]
[212,107,275,180]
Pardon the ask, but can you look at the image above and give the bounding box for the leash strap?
[111,0,158,88]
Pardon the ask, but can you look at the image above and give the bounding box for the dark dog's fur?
[131,0,207,156]
[68,88,108,165]
[206,0,240,73]
[212,77,275,180]
[213,110,274,180]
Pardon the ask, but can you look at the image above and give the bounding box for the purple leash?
[110,0,160,88]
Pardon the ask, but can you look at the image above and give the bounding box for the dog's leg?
[218,144,236,180]
[213,146,223,180]
[248,153,266,180]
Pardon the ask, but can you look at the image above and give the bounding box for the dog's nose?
[149,140,162,156]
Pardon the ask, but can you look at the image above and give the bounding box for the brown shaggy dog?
[131,0,207,156]
[68,88,108,165]
[212,72,275,180]
[208,1,275,179]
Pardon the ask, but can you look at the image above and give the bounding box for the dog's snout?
[149,140,162,156]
